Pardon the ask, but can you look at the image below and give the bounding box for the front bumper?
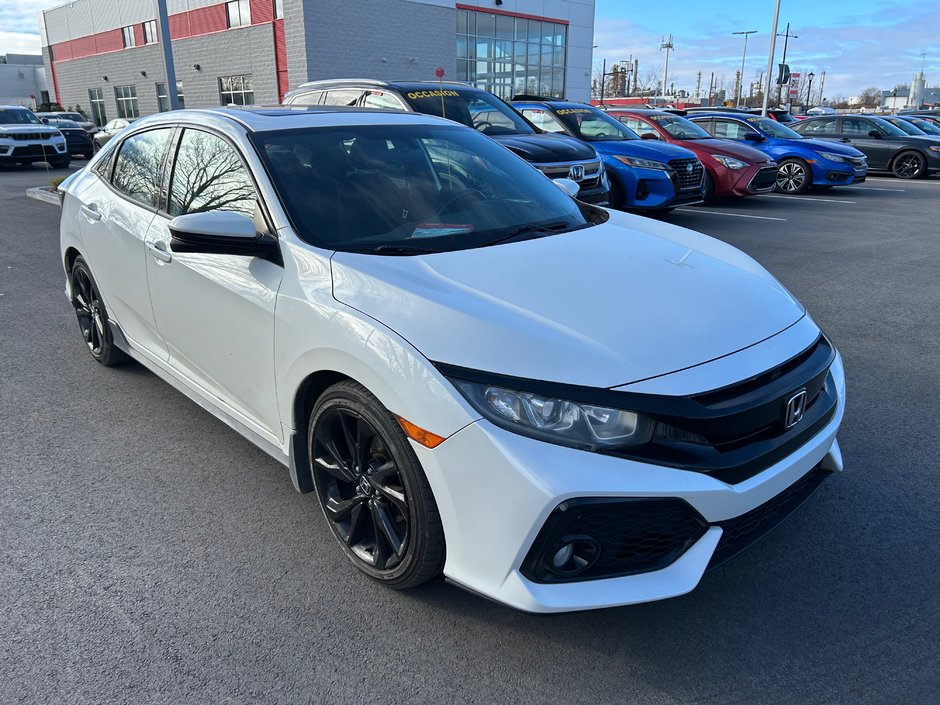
[414,351,845,613]
[814,161,866,186]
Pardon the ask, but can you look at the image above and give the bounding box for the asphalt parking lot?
[1,164,938,705]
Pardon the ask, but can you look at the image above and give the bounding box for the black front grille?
[749,166,778,191]
[669,158,704,191]
[708,463,831,570]
[8,132,57,141]
[11,146,50,158]
[521,498,707,583]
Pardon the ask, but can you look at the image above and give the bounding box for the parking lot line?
[676,209,786,221]
[759,194,857,204]
[865,177,940,185]
[842,186,905,192]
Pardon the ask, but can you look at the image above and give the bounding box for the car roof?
[511,99,589,108]
[1,104,35,110]
[602,108,671,115]
[291,79,475,93]
[684,112,757,120]
[126,106,453,133]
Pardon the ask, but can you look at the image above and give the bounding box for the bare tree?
[858,86,882,108]
[633,66,663,94]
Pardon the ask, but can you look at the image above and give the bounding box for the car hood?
[678,138,774,163]
[0,125,60,137]
[592,139,697,161]
[793,137,867,156]
[492,133,598,162]
[330,210,805,388]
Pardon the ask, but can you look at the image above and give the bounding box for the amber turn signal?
[397,417,446,448]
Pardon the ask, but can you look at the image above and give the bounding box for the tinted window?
[111,128,174,207]
[553,107,637,141]
[253,123,596,253]
[711,119,755,140]
[884,118,924,135]
[362,91,406,110]
[799,117,838,135]
[169,129,257,218]
[741,115,802,139]
[841,118,873,136]
[643,114,712,139]
[322,89,364,106]
[401,88,534,135]
[0,108,41,125]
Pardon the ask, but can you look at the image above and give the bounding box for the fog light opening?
[547,535,600,577]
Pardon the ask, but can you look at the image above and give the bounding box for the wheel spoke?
[370,503,392,568]
[338,412,359,471]
[314,425,356,483]
[370,460,397,484]
[375,483,408,515]
[345,502,365,547]
[325,494,366,523]
[372,503,405,557]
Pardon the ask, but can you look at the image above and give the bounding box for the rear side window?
[322,89,364,106]
[290,90,322,106]
[168,128,257,218]
[799,118,837,135]
[111,128,174,208]
[841,118,872,136]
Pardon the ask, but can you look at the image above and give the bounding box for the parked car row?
[0,105,71,168]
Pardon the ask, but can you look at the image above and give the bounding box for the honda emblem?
[783,390,808,429]
[568,165,585,181]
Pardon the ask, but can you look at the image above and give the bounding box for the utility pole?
[732,30,758,108]
[661,34,674,103]
[695,71,702,100]
[775,22,798,106]
[708,72,715,106]
[600,58,606,105]
[155,0,179,110]
[817,70,826,106]
[761,0,782,116]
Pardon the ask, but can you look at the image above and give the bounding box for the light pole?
[775,23,798,107]
[732,30,758,107]
[761,0,782,116]
[661,35,674,104]
[806,72,815,108]
[155,0,179,110]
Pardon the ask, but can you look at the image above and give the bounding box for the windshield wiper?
[366,243,441,256]
[482,221,574,247]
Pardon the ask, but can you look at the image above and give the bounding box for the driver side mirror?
[41,118,51,123]
[744,132,765,142]
[640,132,660,140]
[553,178,580,198]
[168,211,281,263]
[868,130,882,139]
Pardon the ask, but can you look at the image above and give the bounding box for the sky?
[2,0,937,99]
[594,0,940,99]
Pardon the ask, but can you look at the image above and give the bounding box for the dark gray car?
[792,115,940,178]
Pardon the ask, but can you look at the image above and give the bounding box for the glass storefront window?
[457,9,567,99]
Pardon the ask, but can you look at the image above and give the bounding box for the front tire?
[49,155,71,169]
[309,380,445,589]
[775,158,812,194]
[69,257,127,366]
[892,150,926,179]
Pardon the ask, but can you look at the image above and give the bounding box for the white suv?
[58,107,844,613]
[0,105,69,168]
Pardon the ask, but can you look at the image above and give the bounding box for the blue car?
[686,112,867,194]
[512,100,704,211]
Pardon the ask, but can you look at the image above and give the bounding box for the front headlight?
[928,145,940,154]
[712,154,748,170]
[612,155,669,170]
[451,380,655,450]
[816,151,847,163]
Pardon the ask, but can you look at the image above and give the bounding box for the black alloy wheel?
[775,158,812,194]
[70,257,127,366]
[309,381,445,588]
[892,151,926,179]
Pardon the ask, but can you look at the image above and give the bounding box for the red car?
[608,109,778,201]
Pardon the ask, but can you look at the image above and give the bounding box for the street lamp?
[807,72,815,108]
[761,0,783,116]
[732,30,758,107]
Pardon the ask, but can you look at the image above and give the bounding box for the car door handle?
[839,138,851,142]
[80,204,101,221]
[147,241,173,263]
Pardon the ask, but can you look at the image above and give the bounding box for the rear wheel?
[309,381,445,589]
[892,150,926,179]
[69,257,127,366]
[775,158,812,194]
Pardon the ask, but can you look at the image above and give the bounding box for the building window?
[156,81,186,112]
[219,74,254,105]
[122,26,136,48]
[143,20,158,44]
[115,85,139,118]
[456,9,567,99]
[226,0,251,28]
[89,88,106,126]
[274,0,284,19]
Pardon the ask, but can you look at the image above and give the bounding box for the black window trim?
[101,125,177,213]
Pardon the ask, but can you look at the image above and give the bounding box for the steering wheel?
[474,121,494,132]
[436,189,486,216]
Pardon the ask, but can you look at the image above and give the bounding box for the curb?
[26,187,62,207]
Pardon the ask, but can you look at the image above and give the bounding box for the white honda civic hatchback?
[59,107,844,613]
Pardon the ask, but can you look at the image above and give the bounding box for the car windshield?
[867,117,910,137]
[253,123,599,254]
[59,113,84,122]
[743,115,802,139]
[642,113,712,139]
[885,118,925,135]
[908,118,940,135]
[49,119,80,129]
[553,107,638,141]
[0,108,41,125]
[401,88,534,136]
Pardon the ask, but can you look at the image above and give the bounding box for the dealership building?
[39,0,595,125]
